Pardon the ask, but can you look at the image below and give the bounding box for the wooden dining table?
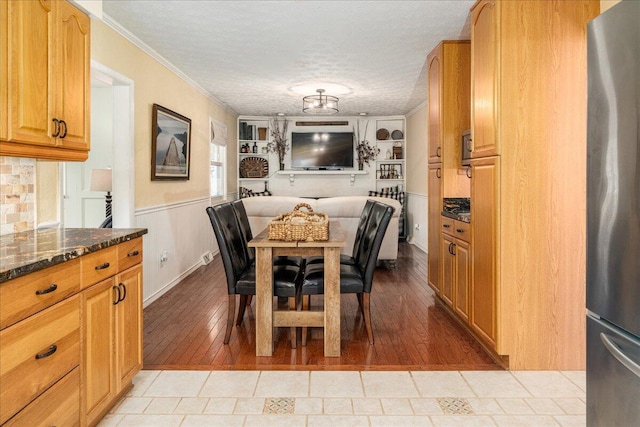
[248,221,346,357]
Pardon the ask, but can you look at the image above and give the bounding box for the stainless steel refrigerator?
[586,1,640,425]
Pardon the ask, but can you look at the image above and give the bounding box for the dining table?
[248,221,346,357]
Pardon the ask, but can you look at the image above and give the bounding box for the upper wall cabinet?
[0,0,90,161]
[470,0,498,159]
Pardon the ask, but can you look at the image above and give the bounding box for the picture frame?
[151,104,191,180]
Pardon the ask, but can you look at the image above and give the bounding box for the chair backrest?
[231,199,255,262]
[351,199,375,259]
[355,201,395,292]
[206,203,251,294]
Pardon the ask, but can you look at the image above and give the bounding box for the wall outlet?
[414,223,420,230]
[202,252,214,265]
[160,250,168,263]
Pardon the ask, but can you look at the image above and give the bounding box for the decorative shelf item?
[376,128,390,140]
[240,156,269,178]
[391,129,404,140]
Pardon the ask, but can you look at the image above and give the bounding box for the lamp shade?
[90,168,112,192]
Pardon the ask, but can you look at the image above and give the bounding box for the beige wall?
[405,104,428,195]
[90,19,237,209]
[600,0,621,12]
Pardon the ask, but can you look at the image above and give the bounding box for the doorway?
[62,62,135,228]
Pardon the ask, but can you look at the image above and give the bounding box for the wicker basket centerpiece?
[268,203,329,241]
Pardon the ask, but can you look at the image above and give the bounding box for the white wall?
[405,104,429,252]
[135,197,217,307]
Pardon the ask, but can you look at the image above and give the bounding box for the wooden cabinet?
[467,0,598,369]
[441,218,471,322]
[0,1,7,142]
[82,279,117,425]
[115,264,143,390]
[427,164,442,295]
[0,234,144,425]
[427,48,442,163]
[470,0,498,159]
[469,157,498,349]
[0,0,90,161]
[0,295,80,425]
[427,41,471,197]
[82,238,143,426]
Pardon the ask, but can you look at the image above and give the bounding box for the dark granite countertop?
[0,228,148,283]
[442,211,471,223]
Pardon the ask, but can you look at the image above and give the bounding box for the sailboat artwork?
[151,104,192,180]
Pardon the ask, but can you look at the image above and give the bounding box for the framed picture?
[151,104,191,180]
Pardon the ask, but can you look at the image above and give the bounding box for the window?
[210,119,227,198]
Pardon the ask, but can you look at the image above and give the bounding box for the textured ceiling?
[102,1,474,117]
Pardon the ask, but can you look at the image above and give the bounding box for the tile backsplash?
[0,157,36,235]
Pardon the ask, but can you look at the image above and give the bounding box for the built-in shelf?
[276,169,368,186]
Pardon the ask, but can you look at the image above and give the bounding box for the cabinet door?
[115,264,143,390]
[470,157,498,348]
[427,47,442,163]
[427,164,442,294]
[0,0,7,141]
[83,278,117,425]
[470,0,498,158]
[7,0,56,146]
[56,0,90,150]
[454,238,470,323]
[441,233,455,307]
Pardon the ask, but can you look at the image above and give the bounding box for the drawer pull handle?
[35,284,58,295]
[456,229,464,233]
[118,283,127,302]
[443,224,451,228]
[59,120,67,138]
[95,262,110,271]
[35,345,57,360]
[113,285,121,305]
[127,250,140,257]
[436,146,442,158]
[52,118,60,137]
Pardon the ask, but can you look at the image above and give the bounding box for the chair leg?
[356,293,364,315]
[362,293,374,344]
[246,295,253,306]
[301,295,310,346]
[289,297,297,349]
[224,295,235,344]
[236,295,248,326]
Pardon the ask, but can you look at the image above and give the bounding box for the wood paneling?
[142,243,500,370]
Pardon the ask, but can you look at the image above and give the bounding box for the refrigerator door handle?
[601,333,640,378]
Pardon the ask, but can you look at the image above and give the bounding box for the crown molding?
[406,100,428,118]
[101,13,237,117]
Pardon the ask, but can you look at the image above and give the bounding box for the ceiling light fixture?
[302,89,339,115]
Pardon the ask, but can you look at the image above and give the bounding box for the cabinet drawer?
[441,217,455,235]
[118,238,143,272]
[3,367,80,427]
[0,295,80,424]
[81,246,117,289]
[453,220,470,242]
[0,258,80,330]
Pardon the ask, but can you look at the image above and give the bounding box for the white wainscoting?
[406,192,428,253]
[135,197,218,307]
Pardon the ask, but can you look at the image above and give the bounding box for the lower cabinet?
[82,264,142,426]
[441,219,471,323]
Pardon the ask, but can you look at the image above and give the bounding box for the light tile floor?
[99,370,586,427]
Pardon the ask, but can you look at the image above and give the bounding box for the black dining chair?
[206,203,301,346]
[299,201,395,344]
[231,199,303,268]
[305,199,375,267]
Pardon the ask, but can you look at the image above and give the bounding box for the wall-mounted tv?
[291,132,354,169]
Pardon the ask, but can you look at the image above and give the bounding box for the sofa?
[240,196,402,265]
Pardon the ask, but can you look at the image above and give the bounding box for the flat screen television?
[291,132,354,169]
